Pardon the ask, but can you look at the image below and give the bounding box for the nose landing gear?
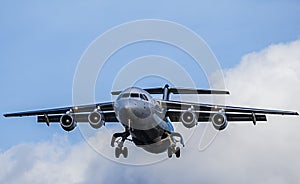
[115,145,128,158]
[167,132,184,158]
[168,146,181,158]
[111,128,130,158]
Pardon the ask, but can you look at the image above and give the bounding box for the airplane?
[3,84,299,158]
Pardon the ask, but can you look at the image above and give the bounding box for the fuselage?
[113,87,174,153]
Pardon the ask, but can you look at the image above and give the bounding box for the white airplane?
[4,84,298,158]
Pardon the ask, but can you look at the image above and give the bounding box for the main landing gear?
[167,132,184,158]
[111,128,130,158]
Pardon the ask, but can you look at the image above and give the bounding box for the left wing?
[158,100,299,116]
[160,100,297,129]
[167,111,267,122]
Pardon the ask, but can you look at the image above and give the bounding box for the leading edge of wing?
[158,100,299,116]
[3,102,114,117]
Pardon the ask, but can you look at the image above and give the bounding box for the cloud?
[0,135,87,183]
[210,39,300,183]
[1,40,300,184]
[220,40,300,109]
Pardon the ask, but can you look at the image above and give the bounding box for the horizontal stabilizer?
[111,86,230,95]
[146,87,230,95]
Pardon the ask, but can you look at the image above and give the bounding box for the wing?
[3,102,118,123]
[157,100,299,121]
[167,111,267,122]
[36,112,118,123]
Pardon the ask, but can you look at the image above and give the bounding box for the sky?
[1,0,300,183]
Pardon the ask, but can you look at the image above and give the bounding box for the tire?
[175,147,180,158]
[115,147,121,158]
[167,147,173,158]
[123,147,128,158]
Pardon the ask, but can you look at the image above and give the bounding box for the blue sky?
[1,1,300,183]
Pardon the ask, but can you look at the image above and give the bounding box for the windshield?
[119,92,148,101]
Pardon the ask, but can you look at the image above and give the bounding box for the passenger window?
[130,93,139,98]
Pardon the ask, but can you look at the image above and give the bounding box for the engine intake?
[88,111,104,129]
[180,110,197,128]
[60,114,76,131]
[212,112,228,131]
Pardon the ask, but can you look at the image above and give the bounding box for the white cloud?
[1,40,300,184]
[217,40,300,108]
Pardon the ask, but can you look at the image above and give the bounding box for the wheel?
[122,147,128,158]
[167,147,173,158]
[175,147,181,158]
[115,147,121,158]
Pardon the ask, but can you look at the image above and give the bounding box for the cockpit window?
[120,92,148,101]
[130,93,139,98]
[140,94,148,101]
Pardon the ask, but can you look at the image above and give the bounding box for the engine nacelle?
[60,114,76,131]
[180,110,197,128]
[88,111,104,129]
[211,112,228,131]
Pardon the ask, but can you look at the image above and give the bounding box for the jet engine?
[88,111,104,129]
[211,112,228,131]
[180,110,197,128]
[60,114,76,131]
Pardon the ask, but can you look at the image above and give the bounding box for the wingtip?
[287,111,299,116]
[3,114,16,118]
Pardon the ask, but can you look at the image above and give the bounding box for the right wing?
[37,112,118,123]
[3,102,114,117]
[3,102,118,123]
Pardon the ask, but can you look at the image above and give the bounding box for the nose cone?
[114,98,156,130]
[117,99,151,119]
[131,103,151,119]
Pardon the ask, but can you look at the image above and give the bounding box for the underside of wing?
[3,102,118,131]
[167,111,267,122]
[159,100,299,116]
[37,112,118,123]
[3,101,118,128]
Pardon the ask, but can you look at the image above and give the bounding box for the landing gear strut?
[111,128,130,158]
[167,132,184,158]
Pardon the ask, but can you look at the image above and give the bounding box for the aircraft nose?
[125,101,151,119]
[131,103,151,119]
[116,99,151,120]
[114,98,160,130]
